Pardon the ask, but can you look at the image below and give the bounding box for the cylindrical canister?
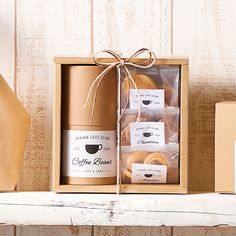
[61,65,117,185]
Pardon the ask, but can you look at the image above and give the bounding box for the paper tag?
[131,163,167,183]
[62,130,116,178]
[130,122,165,146]
[129,89,165,110]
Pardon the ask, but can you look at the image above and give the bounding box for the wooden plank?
[16,226,91,236]
[16,0,92,191]
[173,0,236,191]
[54,57,188,65]
[0,0,15,88]
[93,0,171,56]
[173,227,236,236]
[1,192,236,226]
[0,226,14,236]
[94,226,171,236]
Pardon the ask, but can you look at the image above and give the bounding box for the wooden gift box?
[53,57,188,193]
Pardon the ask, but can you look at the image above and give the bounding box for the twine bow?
[83,48,156,194]
[83,48,156,125]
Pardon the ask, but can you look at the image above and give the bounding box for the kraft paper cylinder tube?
[61,66,117,185]
[62,66,117,128]
[0,74,30,191]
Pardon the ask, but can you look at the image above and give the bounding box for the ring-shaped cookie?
[144,152,168,166]
[127,151,149,171]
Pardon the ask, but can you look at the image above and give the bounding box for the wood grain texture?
[0,2,16,235]
[93,0,171,57]
[173,227,236,236]
[16,226,91,236]
[2,192,236,227]
[173,0,236,191]
[94,226,171,236]
[0,226,14,236]
[1,0,236,234]
[16,0,91,191]
[0,0,15,88]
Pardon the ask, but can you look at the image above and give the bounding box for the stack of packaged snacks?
[120,65,180,184]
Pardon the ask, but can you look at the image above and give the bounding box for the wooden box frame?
[53,57,188,193]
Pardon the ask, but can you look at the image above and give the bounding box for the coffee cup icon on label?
[143,132,153,137]
[144,174,154,178]
[142,100,152,105]
[85,144,103,154]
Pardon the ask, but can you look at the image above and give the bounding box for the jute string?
[83,48,156,193]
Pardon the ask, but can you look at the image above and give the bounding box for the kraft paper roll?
[61,66,117,185]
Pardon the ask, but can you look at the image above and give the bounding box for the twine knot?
[83,48,156,125]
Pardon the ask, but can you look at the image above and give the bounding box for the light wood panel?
[0,0,15,88]
[16,0,92,191]
[173,0,236,191]
[93,0,171,56]
[16,226,91,236]
[0,226,14,236]
[173,227,236,236]
[94,226,171,236]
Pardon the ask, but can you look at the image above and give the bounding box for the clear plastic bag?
[119,64,180,186]
[120,65,180,109]
[120,108,179,146]
[121,145,179,184]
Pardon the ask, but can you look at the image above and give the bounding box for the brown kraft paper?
[0,74,30,191]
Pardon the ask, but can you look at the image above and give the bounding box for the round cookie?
[122,73,158,90]
[144,152,168,166]
[126,151,149,171]
[121,113,151,146]
[121,168,132,184]
[121,73,158,108]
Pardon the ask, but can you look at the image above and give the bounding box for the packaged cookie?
[120,108,179,146]
[121,145,179,184]
[120,65,179,109]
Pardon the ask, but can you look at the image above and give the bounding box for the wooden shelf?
[0,192,235,227]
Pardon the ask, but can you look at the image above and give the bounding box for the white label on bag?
[129,89,165,110]
[130,122,165,146]
[131,163,167,183]
[62,130,116,178]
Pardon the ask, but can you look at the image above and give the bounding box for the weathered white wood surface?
[93,0,171,56]
[0,192,236,227]
[16,0,92,191]
[173,0,236,191]
[0,0,15,89]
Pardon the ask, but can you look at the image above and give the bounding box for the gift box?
[53,54,188,193]
[0,74,30,191]
[215,102,236,193]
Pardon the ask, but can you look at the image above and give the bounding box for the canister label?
[63,130,116,177]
